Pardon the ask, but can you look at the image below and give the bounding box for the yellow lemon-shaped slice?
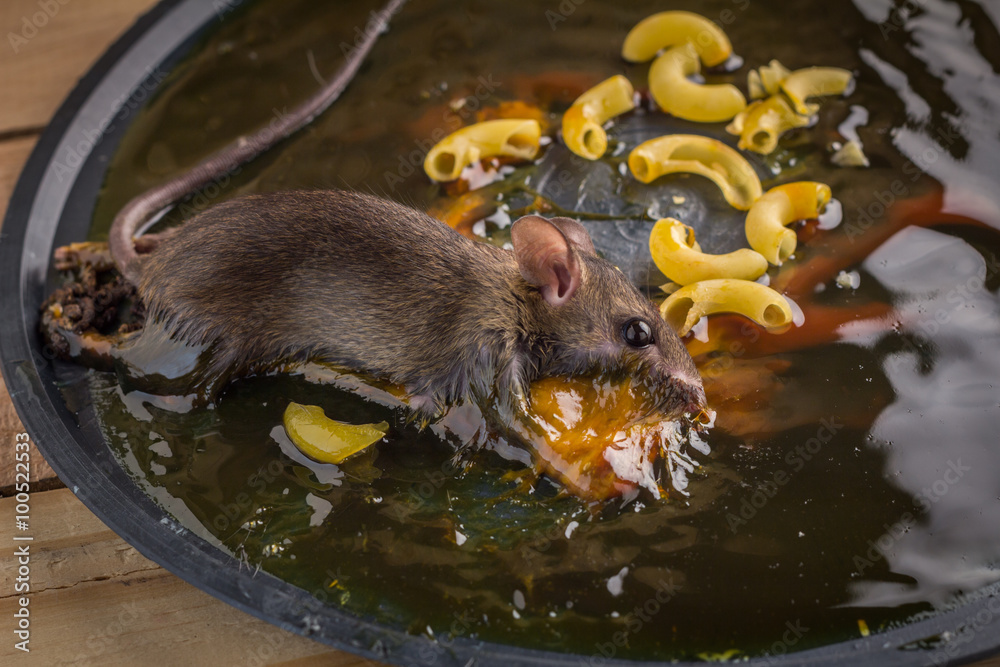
[283,402,388,464]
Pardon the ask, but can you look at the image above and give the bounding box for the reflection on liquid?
[849,226,1000,606]
[848,0,1000,608]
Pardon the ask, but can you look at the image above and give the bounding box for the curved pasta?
[726,95,811,154]
[628,134,763,210]
[648,43,747,123]
[660,279,793,336]
[562,75,636,160]
[424,119,541,182]
[649,218,767,285]
[622,10,732,66]
[780,67,853,115]
[756,60,792,98]
[283,402,388,464]
[745,181,832,265]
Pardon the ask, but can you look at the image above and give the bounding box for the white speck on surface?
[785,295,806,326]
[455,530,467,546]
[818,198,844,229]
[305,493,333,527]
[606,566,629,597]
[513,589,526,610]
[564,520,579,539]
[836,270,861,289]
[149,440,172,457]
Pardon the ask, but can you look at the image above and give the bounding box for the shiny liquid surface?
[70,0,1000,660]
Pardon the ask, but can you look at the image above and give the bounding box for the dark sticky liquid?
[76,0,1000,660]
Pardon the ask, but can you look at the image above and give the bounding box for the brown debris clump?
[39,242,145,360]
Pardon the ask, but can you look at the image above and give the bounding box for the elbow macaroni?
[649,218,768,285]
[622,10,732,66]
[745,181,832,265]
[780,67,853,115]
[726,95,811,154]
[649,44,747,123]
[748,59,792,99]
[660,279,794,336]
[424,119,541,182]
[628,134,763,210]
[562,75,636,160]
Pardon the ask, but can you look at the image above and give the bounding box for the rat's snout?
[652,363,706,417]
[673,371,707,414]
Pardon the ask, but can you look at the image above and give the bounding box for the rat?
[98,0,705,421]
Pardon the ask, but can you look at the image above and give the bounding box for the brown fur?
[127,190,703,416]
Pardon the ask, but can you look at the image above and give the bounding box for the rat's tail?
[109,0,409,284]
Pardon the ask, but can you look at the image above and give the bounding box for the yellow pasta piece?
[649,43,747,123]
[649,218,767,285]
[747,60,792,100]
[283,402,388,464]
[726,95,812,154]
[622,10,732,66]
[780,67,854,115]
[747,70,766,100]
[562,75,636,160]
[759,60,792,95]
[628,134,762,210]
[745,181,832,265]
[424,119,541,182]
[660,279,793,336]
[832,139,870,168]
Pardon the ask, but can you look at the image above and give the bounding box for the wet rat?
[100,0,705,419]
[115,190,704,418]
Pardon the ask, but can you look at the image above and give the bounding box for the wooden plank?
[0,135,36,207]
[0,0,160,135]
[0,488,379,665]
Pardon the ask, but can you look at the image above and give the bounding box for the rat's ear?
[545,217,596,255]
[510,215,583,307]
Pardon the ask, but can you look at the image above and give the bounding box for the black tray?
[2,1,999,665]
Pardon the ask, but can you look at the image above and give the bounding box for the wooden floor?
[0,1,998,666]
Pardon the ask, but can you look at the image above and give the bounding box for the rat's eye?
[622,318,654,348]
